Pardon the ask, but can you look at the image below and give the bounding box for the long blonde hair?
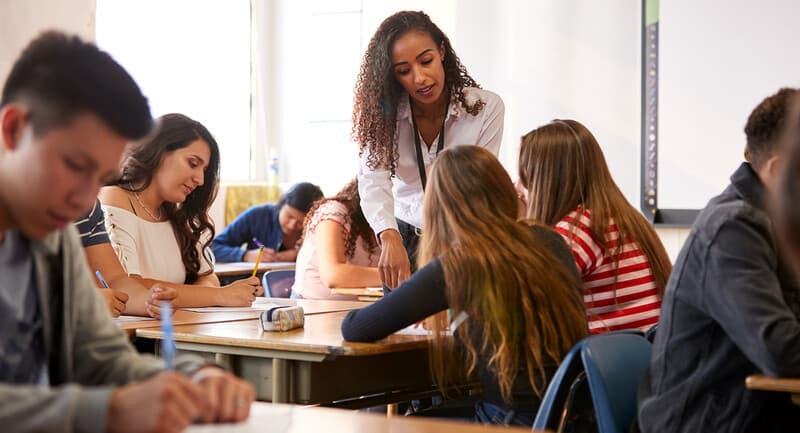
[518,119,672,297]
[420,145,587,402]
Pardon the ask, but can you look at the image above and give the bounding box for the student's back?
[342,146,588,425]
[518,119,672,333]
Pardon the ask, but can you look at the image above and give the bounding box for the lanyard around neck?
[410,99,447,192]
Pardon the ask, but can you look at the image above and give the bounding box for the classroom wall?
[1,0,692,259]
[0,0,96,83]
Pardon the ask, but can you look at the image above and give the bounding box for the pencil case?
[260,305,305,331]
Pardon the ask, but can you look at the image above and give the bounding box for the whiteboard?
[658,0,800,209]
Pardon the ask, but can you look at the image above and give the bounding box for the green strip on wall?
[645,0,659,26]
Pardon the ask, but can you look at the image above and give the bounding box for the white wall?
[0,0,96,83]
[2,0,693,255]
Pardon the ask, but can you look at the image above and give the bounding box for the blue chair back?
[533,331,651,433]
[261,269,295,298]
[581,333,652,433]
[644,324,658,342]
[532,342,584,430]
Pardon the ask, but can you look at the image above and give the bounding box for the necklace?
[132,191,163,222]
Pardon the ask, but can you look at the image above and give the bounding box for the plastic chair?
[644,324,658,342]
[261,269,295,298]
[533,332,652,433]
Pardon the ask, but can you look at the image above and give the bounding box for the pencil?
[252,246,265,278]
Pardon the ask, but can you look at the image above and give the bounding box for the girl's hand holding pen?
[100,289,129,317]
[222,277,263,306]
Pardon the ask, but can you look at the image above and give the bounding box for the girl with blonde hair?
[342,146,587,425]
[519,119,672,333]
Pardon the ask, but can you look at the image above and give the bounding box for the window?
[96,0,252,181]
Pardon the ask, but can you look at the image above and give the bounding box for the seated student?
[518,119,672,333]
[638,88,800,433]
[776,95,800,262]
[292,179,381,299]
[211,182,323,263]
[341,146,587,426]
[75,199,177,317]
[100,113,263,307]
[0,31,253,432]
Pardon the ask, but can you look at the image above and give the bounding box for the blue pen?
[161,301,175,370]
[95,270,110,288]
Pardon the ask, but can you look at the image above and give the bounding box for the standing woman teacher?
[353,10,505,288]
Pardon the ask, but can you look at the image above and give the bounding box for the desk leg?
[215,353,234,371]
[272,359,290,403]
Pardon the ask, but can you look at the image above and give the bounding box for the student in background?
[0,31,253,432]
[75,199,177,317]
[353,10,505,288]
[638,88,800,432]
[292,179,381,300]
[211,182,323,263]
[100,113,263,307]
[518,119,672,333]
[342,146,587,425]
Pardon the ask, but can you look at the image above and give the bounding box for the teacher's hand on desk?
[222,277,263,305]
[378,230,411,289]
[100,288,129,317]
[144,285,179,319]
[107,371,206,433]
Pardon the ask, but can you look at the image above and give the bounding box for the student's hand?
[222,277,263,306]
[273,248,298,262]
[107,371,207,433]
[100,288,129,317]
[191,367,255,423]
[243,248,276,262]
[144,285,179,319]
[378,230,411,289]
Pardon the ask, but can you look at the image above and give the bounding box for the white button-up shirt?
[358,87,504,233]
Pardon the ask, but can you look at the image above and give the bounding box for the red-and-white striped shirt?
[554,208,661,334]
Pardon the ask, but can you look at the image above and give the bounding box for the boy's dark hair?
[745,87,798,169]
[277,182,324,213]
[1,30,152,139]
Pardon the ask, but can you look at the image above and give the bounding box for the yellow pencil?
[252,246,265,278]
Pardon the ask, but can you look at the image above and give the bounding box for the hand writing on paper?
[107,372,206,433]
[144,285,179,319]
[244,248,276,263]
[191,367,255,423]
[378,230,411,289]
[100,288,129,317]
[222,277,263,306]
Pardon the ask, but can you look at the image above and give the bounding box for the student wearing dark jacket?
[638,87,800,433]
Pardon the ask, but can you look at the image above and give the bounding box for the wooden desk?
[214,261,295,277]
[115,298,366,336]
[329,287,383,301]
[746,374,800,405]
[136,311,434,406]
[186,402,540,433]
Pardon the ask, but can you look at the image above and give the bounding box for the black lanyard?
[410,102,447,192]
